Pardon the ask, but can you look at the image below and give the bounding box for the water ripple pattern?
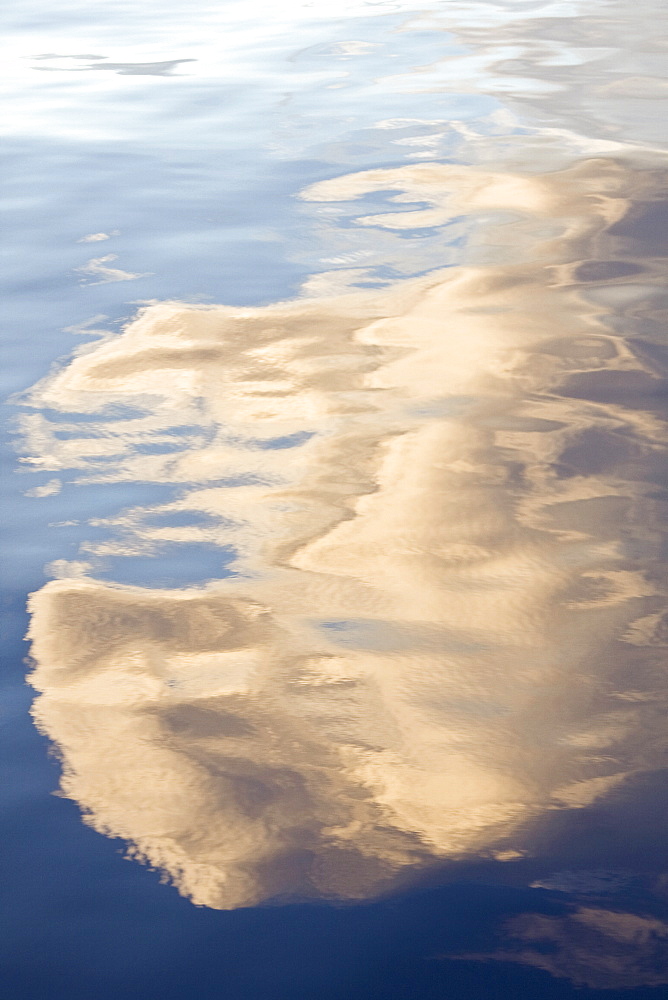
[9,3,668,981]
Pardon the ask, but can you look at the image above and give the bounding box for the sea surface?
[3,0,668,997]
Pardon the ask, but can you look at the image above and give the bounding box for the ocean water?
[3,0,668,996]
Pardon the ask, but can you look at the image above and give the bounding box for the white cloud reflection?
[77,232,119,243]
[21,157,668,909]
[75,253,150,284]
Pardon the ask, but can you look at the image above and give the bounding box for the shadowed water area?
[3,0,668,997]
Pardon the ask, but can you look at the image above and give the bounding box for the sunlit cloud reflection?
[20,156,668,909]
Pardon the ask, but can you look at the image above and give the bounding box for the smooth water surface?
[3,0,668,996]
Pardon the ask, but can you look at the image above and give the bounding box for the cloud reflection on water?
[457,906,668,990]
[20,156,668,914]
[75,253,150,285]
[32,54,197,76]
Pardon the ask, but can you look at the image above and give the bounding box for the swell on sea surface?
[17,154,668,909]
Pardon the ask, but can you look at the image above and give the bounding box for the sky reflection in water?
[5,0,668,995]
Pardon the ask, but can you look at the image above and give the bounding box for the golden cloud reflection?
[23,157,668,909]
[458,907,668,990]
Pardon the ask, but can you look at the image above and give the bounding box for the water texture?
[4,0,668,995]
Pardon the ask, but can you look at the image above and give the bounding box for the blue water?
[4,0,668,996]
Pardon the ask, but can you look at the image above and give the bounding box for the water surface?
[4,0,668,996]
